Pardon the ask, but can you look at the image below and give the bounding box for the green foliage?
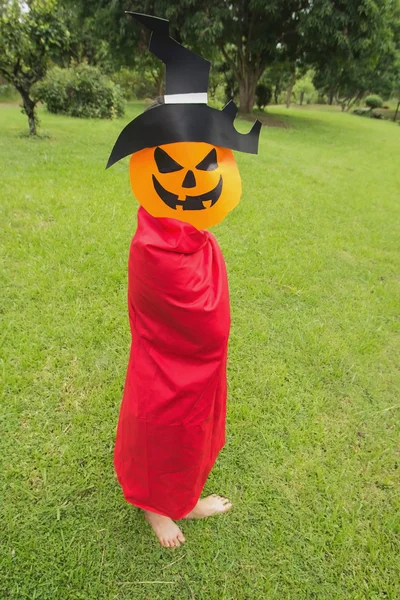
[293,71,316,105]
[112,67,160,100]
[0,0,70,134]
[178,1,307,112]
[365,94,384,109]
[208,64,228,107]
[57,0,157,70]
[309,0,400,110]
[261,61,293,104]
[55,0,400,115]
[112,60,225,106]
[36,62,125,118]
[0,83,18,102]
[256,83,272,109]
[62,0,309,113]
[56,0,400,114]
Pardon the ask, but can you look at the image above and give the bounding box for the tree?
[303,0,399,111]
[64,0,309,113]
[262,61,293,104]
[390,59,400,121]
[386,7,400,121]
[313,42,400,111]
[181,1,308,114]
[0,0,70,135]
[394,92,400,121]
[189,1,397,112]
[255,83,272,110]
[56,0,400,117]
[293,71,315,105]
[284,61,310,108]
[313,64,366,111]
[392,47,400,120]
[57,0,181,71]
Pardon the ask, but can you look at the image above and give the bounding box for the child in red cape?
[107,12,261,548]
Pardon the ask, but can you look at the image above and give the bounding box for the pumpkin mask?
[130,142,242,230]
[106,12,261,230]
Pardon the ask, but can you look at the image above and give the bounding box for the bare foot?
[143,510,186,548]
[184,494,233,519]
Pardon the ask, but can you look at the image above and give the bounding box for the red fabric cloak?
[114,207,230,520]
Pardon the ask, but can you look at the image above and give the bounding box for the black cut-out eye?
[154,147,184,173]
[195,148,218,171]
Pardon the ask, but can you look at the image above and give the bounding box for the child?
[107,12,261,548]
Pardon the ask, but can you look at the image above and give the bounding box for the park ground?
[1,103,399,599]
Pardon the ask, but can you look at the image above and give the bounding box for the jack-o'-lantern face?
[129,141,242,230]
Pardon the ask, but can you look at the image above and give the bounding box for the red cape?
[114,207,230,519]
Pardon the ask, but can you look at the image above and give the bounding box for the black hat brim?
[106,103,261,169]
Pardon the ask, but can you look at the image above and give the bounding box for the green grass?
[1,102,399,600]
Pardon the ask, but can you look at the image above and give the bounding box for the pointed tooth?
[202,200,212,209]
[178,194,186,201]
[175,205,183,211]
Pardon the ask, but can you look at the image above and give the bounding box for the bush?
[365,94,383,109]
[36,62,125,119]
[256,83,272,110]
[112,68,158,100]
[0,83,19,102]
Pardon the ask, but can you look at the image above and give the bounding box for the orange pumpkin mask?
[129,142,242,230]
[106,13,261,229]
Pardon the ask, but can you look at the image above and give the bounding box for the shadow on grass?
[17,131,52,140]
[242,109,291,129]
[241,107,332,130]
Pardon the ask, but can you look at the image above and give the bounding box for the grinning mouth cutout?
[152,175,223,211]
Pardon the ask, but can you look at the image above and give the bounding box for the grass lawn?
[1,102,399,600]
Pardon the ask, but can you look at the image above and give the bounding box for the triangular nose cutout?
[182,170,196,188]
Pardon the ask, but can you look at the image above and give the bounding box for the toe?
[222,502,232,512]
[177,532,186,543]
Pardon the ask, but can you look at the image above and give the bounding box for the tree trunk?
[156,73,164,97]
[285,70,296,108]
[274,85,279,105]
[328,89,334,105]
[18,87,37,135]
[347,91,363,112]
[393,100,400,122]
[300,91,304,106]
[238,70,258,114]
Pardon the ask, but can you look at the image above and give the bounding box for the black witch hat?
[106,12,262,169]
